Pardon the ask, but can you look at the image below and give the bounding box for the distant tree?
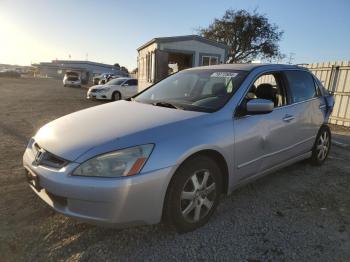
[131,68,138,74]
[120,66,128,73]
[198,9,284,63]
[113,63,120,69]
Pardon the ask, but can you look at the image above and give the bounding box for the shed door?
[155,50,168,82]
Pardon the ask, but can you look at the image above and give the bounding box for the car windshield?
[134,69,247,112]
[106,78,126,85]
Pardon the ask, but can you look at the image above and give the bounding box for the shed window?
[202,56,219,66]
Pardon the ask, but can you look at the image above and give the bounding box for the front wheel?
[111,91,121,101]
[164,155,222,233]
[310,126,331,165]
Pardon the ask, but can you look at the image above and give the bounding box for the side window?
[244,73,287,108]
[202,56,219,66]
[210,56,218,65]
[285,71,316,103]
[129,79,137,86]
[202,57,210,66]
[124,79,137,86]
[123,80,131,86]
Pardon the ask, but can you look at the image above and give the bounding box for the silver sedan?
[23,64,334,232]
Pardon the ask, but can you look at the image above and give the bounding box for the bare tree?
[198,9,284,63]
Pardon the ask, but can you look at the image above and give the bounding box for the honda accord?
[23,64,334,232]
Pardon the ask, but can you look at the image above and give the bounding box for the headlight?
[72,144,154,177]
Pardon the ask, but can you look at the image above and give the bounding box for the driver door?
[233,72,295,181]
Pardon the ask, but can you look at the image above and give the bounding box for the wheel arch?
[112,90,122,100]
[184,149,230,194]
[161,149,230,222]
[321,123,330,131]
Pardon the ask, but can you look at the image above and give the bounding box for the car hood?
[34,101,206,161]
[91,84,121,90]
[89,84,105,90]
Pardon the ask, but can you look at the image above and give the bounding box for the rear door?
[123,79,138,97]
[281,70,325,154]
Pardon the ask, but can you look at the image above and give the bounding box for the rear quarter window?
[285,71,316,103]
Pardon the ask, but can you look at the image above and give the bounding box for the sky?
[0,0,349,70]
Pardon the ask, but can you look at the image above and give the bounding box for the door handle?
[283,115,295,122]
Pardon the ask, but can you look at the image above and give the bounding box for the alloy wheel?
[180,169,216,223]
[316,130,329,161]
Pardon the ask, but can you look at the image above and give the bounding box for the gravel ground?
[0,78,349,262]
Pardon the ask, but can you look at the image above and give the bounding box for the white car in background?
[87,78,138,101]
[63,72,82,87]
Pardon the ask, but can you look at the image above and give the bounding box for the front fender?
[141,115,235,189]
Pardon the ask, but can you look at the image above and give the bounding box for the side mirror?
[122,83,129,86]
[246,98,274,114]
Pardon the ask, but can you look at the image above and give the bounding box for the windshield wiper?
[152,101,183,110]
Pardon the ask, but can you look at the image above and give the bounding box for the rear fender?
[324,94,334,121]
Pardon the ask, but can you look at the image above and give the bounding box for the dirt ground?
[0,78,349,262]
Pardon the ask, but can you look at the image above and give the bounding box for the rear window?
[67,76,78,81]
[66,72,79,77]
[285,71,316,103]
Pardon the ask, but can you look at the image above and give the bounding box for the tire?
[111,91,121,101]
[164,155,223,233]
[310,125,331,165]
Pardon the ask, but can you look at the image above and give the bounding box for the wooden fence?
[303,61,350,127]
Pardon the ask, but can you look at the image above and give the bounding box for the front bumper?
[23,147,174,227]
[86,91,110,100]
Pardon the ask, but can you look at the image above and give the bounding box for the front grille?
[33,142,69,169]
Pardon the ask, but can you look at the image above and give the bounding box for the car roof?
[186,63,303,72]
[112,77,135,80]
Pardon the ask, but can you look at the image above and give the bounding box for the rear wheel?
[310,126,331,165]
[111,91,121,101]
[164,155,222,233]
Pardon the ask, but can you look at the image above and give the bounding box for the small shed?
[137,35,228,91]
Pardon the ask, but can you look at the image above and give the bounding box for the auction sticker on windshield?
[210,72,238,78]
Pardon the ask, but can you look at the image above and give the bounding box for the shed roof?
[137,35,228,51]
